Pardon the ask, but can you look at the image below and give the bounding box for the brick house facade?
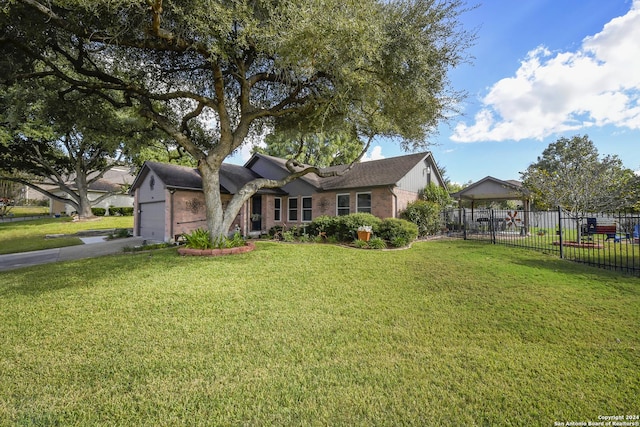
[130,152,445,242]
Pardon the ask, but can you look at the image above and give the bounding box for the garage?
[138,201,166,241]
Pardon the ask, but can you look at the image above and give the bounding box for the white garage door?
[139,201,165,241]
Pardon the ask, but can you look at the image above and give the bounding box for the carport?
[451,176,532,234]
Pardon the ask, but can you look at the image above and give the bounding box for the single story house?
[50,166,136,215]
[130,152,445,242]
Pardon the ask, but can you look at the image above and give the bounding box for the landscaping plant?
[377,218,418,247]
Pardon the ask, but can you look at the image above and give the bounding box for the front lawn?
[0,240,638,425]
[0,216,134,254]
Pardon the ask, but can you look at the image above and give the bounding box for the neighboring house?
[130,152,445,242]
[50,166,136,215]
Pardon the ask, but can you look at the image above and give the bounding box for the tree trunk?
[75,173,95,219]
[199,159,230,241]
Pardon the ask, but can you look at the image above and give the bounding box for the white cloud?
[452,0,640,142]
[361,145,385,162]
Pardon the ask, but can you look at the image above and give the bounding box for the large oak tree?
[0,80,155,218]
[1,0,474,240]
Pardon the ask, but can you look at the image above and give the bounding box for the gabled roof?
[452,176,530,201]
[132,161,203,192]
[132,151,439,196]
[130,161,284,195]
[245,151,436,191]
[244,153,324,189]
[320,152,432,190]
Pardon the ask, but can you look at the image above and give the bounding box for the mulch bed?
[178,241,256,257]
[552,241,603,249]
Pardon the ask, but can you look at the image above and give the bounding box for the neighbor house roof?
[59,166,136,194]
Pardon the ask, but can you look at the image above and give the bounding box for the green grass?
[471,228,640,271]
[1,206,50,217]
[0,216,134,254]
[0,240,638,425]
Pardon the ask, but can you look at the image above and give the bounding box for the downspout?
[169,188,175,242]
[388,186,398,218]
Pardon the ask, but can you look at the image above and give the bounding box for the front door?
[251,195,262,232]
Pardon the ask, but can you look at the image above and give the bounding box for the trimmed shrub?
[335,213,382,241]
[378,218,418,247]
[91,207,106,216]
[400,200,442,237]
[108,207,134,216]
[308,215,340,238]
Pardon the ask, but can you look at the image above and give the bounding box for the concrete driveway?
[0,237,147,272]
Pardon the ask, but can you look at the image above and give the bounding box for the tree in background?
[1,0,474,241]
[521,135,637,214]
[0,80,155,218]
[255,129,364,168]
[131,143,197,171]
[522,135,639,240]
[0,179,25,217]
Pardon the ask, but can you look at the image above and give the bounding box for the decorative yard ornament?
[505,211,521,228]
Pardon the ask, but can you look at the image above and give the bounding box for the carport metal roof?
[451,176,530,203]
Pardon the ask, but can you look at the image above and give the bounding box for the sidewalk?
[0,237,146,272]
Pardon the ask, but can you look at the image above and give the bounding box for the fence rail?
[441,207,640,277]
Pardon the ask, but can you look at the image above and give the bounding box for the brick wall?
[171,190,245,239]
[164,187,420,239]
[260,187,421,232]
[394,188,421,214]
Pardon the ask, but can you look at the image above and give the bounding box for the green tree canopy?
[255,129,364,168]
[0,79,156,217]
[1,0,475,239]
[521,135,638,215]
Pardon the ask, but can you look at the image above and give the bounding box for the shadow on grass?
[0,248,180,297]
[507,253,640,292]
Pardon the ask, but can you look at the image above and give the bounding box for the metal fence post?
[490,209,496,244]
[557,206,564,259]
[463,208,467,240]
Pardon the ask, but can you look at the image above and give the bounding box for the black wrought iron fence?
[441,207,640,277]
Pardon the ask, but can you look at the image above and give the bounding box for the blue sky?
[236,0,640,185]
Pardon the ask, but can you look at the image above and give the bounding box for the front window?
[302,197,312,222]
[357,192,372,213]
[288,198,298,221]
[274,197,281,221]
[337,194,350,216]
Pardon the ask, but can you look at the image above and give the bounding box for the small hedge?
[91,207,134,216]
[306,214,416,247]
[377,218,418,247]
[309,213,381,242]
[400,200,442,237]
[108,207,134,216]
